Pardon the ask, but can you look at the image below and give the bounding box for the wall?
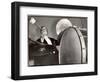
[0,0,99,82]
[29,16,87,40]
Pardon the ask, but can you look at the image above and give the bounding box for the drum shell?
[59,27,87,64]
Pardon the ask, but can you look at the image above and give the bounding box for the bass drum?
[59,26,87,64]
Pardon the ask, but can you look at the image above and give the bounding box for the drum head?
[56,19,72,35]
[59,27,86,64]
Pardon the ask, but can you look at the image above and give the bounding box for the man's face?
[41,27,48,36]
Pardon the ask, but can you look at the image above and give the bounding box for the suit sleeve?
[50,38,60,46]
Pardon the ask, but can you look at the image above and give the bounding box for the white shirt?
[41,36,52,45]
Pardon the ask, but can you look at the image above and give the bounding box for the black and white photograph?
[11,2,97,80]
[28,16,87,66]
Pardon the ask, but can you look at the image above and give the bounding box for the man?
[37,26,59,46]
[32,26,59,65]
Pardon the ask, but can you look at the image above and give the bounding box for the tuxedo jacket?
[37,37,59,46]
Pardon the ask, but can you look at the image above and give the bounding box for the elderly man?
[37,26,59,46]
[29,26,59,66]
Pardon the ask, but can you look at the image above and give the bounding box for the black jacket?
[37,37,59,46]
